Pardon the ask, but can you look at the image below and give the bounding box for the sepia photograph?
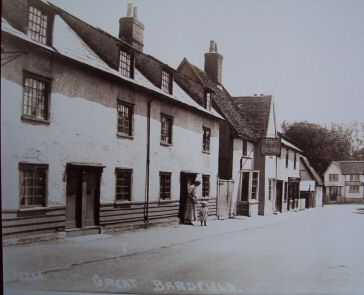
[1,0,364,294]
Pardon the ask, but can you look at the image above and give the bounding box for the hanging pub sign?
[261,137,282,156]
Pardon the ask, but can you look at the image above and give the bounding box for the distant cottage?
[324,161,364,203]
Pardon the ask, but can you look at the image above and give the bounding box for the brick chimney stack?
[119,2,144,51]
[204,40,223,84]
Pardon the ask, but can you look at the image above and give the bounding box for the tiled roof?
[300,156,323,185]
[177,58,257,141]
[337,161,364,175]
[2,1,222,120]
[232,96,272,140]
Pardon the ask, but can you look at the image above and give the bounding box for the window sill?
[17,205,64,217]
[159,199,172,203]
[160,142,173,147]
[114,200,132,208]
[202,150,210,155]
[18,206,47,212]
[21,115,50,125]
[117,132,134,140]
[241,155,252,159]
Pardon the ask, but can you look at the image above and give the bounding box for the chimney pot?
[209,40,215,53]
[127,3,133,17]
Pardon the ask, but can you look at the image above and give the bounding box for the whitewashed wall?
[231,139,255,211]
[1,41,220,211]
[323,163,345,187]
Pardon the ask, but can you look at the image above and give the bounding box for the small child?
[198,201,209,226]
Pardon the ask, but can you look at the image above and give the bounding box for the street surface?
[4,205,364,295]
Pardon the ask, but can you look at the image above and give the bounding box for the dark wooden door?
[66,167,82,229]
[66,166,101,228]
[276,181,283,212]
[83,169,100,227]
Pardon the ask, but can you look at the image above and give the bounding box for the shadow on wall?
[353,208,364,214]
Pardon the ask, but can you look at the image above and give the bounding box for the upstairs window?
[160,172,171,200]
[161,70,172,94]
[23,73,50,122]
[19,163,48,208]
[350,175,360,181]
[119,50,133,78]
[115,168,132,201]
[242,140,248,156]
[329,174,339,182]
[117,100,133,137]
[202,175,210,197]
[294,152,297,169]
[285,149,289,168]
[28,5,49,45]
[202,127,211,153]
[161,114,173,145]
[203,91,212,110]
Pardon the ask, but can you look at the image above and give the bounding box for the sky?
[49,0,364,127]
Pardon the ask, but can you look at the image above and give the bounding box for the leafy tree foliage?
[281,121,353,175]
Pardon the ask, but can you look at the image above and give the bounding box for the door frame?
[179,172,197,223]
[66,163,104,229]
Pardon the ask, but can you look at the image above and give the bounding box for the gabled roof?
[232,96,272,140]
[2,1,222,120]
[177,58,257,141]
[337,161,364,175]
[300,156,323,185]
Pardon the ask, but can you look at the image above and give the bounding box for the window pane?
[160,173,171,200]
[28,6,48,45]
[161,115,172,144]
[20,165,47,207]
[115,169,132,201]
[161,71,171,93]
[23,76,49,120]
[202,175,210,197]
[119,50,132,78]
[117,101,133,135]
[203,127,211,152]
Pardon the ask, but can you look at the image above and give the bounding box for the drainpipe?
[144,98,153,227]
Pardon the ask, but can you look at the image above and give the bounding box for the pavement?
[4,204,364,295]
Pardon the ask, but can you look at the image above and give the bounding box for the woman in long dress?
[184,180,200,225]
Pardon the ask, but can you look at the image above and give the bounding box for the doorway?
[179,172,197,222]
[276,180,283,212]
[66,164,102,229]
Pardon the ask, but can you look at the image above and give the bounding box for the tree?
[281,121,353,175]
[352,147,364,161]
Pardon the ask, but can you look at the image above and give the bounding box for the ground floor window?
[240,170,260,201]
[284,182,288,202]
[202,175,210,197]
[160,172,172,200]
[268,179,273,200]
[349,185,360,193]
[115,168,132,201]
[19,163,48,208]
